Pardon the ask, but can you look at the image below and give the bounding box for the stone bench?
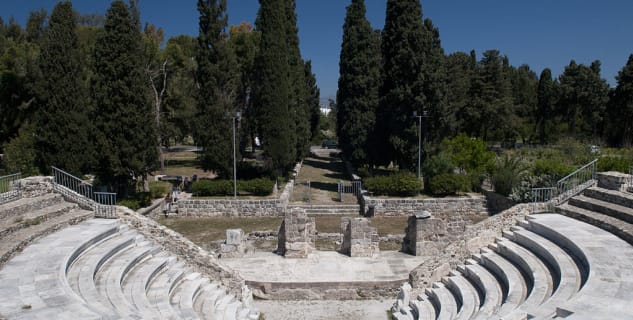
[444,271,479,320]
[476,248,527,316]
[569,194,633,224]
[459,261,502,319]
[426,282,457,320]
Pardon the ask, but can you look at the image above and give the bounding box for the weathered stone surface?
[361,194,488,217]
[277,207,315,258]
[226,229,244,245]
[597,171,629,191]
[341,217,379,257]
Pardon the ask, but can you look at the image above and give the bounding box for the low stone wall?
[407,203,546,289]
[362,194,488,217]
[177,180,294,217]
[138,198,165,218]
[117,207,249,300]
[248,279,402,300]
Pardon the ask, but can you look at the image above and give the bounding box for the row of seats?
[0,211,258,319]
[393,212,633,319]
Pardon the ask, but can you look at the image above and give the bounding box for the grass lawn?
[312,215,409,235]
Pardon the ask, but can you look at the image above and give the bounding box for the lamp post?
[413,111,429,180]
[230,111,242,199]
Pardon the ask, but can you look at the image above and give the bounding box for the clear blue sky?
[3,0,633,102]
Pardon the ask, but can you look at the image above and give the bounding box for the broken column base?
[341,217,380,258]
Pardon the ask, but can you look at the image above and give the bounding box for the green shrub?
[426,173,471,196]
[117,192,151,211]
[492,155,525,196]
[532,158,574,180]
[149,181,172,199]
[364,172,421,197]
[238,178,275,196]
[598,156,633,173]
[191,180,233,196]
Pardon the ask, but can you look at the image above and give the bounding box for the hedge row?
[191,178,274,197]
[364,172,421,196]
[426,173,471,196]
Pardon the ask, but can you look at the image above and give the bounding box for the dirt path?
[291,147,356,205]
[253,299,392,320]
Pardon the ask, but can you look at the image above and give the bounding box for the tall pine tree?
[34,1,93,175]
[253,0,295,175]
[336,0,380,167]
[92,0,157,194]
[194,0,239,178]
[536,68,556,144]
[606,54,633,147]
[304,60,321,142]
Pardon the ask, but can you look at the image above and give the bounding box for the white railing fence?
[52,166,117,218]
[0,172,21,205]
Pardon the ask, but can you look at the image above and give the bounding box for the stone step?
[0,208,93,267]
[171,273,206,319]
[147,261,188,319]
[569,194,633,224]
[443,272,480,320]
[410,295,436,320]
[426,282,458,320]
[68,231,138,317]
[0,219,119,319]
[99,243,160,319]
[459,261,503,320]
[477,249,527,317]
[491,239,553,311]
[557,203,633,245]
[0,193,64,221]
[123,253,174,318]
[506,226,580,318]
[583,187,633,209]
[0,201,78,239]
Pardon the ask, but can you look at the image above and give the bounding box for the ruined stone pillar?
[276,207,316,258]
[402,211,446,256]
[220,229,247,258]
[340,217,380,257]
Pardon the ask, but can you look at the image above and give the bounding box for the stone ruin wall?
[340,217,379,258]
[277,207,316,258]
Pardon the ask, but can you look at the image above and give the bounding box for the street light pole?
[231,112,242,200]
[413,111,429,180]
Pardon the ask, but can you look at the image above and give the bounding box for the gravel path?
[253,299,392,320]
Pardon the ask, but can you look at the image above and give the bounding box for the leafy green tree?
[509,64,538,143]
[92,0,158,194]
[26,9,47,43]
[558,60,609,139]
[253,0,295,174]
[194,0,239,178]
[449,50,477,135]
[536,68,556,144]
[336,0,380,166]
[441,133,494,175]
[230,22,261,153]
[606,54,633,147]
[32,1,93,175]
[2,123,37,176]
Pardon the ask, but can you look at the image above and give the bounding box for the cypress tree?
[376,0,441,169]
[536,68,555,145]
[606,54,633,147]
[253,0,294,175]
[285,0,306,160]
[92,0,157,194]
[194,0,239,178]
[34,1,93,175]
[336,0,380,167]
[304,60,321,142]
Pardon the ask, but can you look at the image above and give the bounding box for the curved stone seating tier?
[394,214,633,320]
[0,218,257,320]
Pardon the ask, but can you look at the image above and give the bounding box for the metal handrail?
[531,187,557,213]
[0,172,22,204]
[628,166,633,188]
[556,159,598,204]
[51,166,117,218]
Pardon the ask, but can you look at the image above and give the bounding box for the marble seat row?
[0,217,258,320]
[394,213,633,320]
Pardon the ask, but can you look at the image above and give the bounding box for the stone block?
[226,229,244,245]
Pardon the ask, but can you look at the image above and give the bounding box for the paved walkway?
[221,251,425,283]
[253,299,392,320]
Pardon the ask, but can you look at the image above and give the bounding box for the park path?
[290,147,357,205]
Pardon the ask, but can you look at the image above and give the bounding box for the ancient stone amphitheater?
[1,171,632,320]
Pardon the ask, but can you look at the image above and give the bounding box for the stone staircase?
[0,192,93,267]
[289,204,360,215]
[0,218,258,320]
[392,213,633,319]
